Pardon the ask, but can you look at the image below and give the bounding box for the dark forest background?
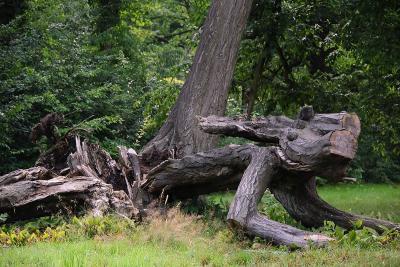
[1,0,399,182]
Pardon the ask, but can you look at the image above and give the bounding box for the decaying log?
[68,136,128,192]
[0,137,141,222]
[199,110,360,181]
[118,146,150,209]
[35,135,76,172]
[142,107,399,247]
[118,146,142,182]
[67,137,141,217]
[143,144,253,198]
[1,174,109,221]
[0,167,55,186]
[1,106,399,248]
[0,171,139,222]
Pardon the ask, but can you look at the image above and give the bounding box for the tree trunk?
[0,0,25,25]
[244,39,272,118]
[141,0,254,161]
[1,108,399,247]
[141,108,399,246]
[0,171,137,221]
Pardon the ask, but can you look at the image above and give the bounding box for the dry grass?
[142,207,206,246]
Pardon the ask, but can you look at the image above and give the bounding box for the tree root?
[270,176,400,233]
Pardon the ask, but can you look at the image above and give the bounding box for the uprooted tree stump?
[1,107,399,247]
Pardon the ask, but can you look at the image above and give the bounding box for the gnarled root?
[227,147,333,248]
[270,176,400,233]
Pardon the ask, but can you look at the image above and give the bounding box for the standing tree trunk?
[141,0,254,161]
[0,0,25,25]
[244,40,272,118]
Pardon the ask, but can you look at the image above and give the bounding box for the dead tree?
[1,107,399,248]
[143,108,399,247]
[30,113,64,144]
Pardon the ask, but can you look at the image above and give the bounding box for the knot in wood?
[299,105,314,121]
[287,131,298,141]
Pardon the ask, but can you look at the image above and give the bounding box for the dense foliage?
[232,0,400,182]
[0,0,399,182]
[0,0,207,172]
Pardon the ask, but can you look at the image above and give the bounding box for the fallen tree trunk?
[0,173,136,221]
[142,144,252,198]
[0,136,140,222]
[1,107,399,247]
[142,107,399,246]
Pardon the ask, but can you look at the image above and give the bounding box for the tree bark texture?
[227,146,332,247]
[141,0,254,161]
[1,108,399,247]
[0,136,141,222]
[0,172,136,221]
[142,108,399,246]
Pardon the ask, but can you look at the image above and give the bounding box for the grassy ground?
[318,184,400,223]
[1,184,400,267]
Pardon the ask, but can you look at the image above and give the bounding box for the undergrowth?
[1,184,400,266]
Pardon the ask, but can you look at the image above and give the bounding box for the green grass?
[318,184,400,223]
[1,184,400,267]
[1,238,400,267]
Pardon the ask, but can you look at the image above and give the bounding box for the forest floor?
[1,184,400,267]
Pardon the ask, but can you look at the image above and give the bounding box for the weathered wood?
[110,190,140,219]
[1,107,399,248]
[227,146,332,247]
[0,169,139,222]
[118,146,141,182]
[0,137,142,222]
[141,108,398,247]
[35,135,76,172]
[143,144,254,198]
[0,167,54,186]
[68,136,127,192]
[199,109,360,181]
[0,175,110,221]
[118,147,134,200]
[118,146,150,209]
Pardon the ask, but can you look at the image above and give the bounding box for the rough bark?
[1,107,399,248]
[118,146,150,209]
[141,0,254,160]
[0,172,136,221]
[68,136,128,192]
[0,167,54,186]
[227,146,332,247]
[143,144,253,198]
[35,135,77,172]
[140,107,399,247]
[0,136,141,222]
[199,110,361,181]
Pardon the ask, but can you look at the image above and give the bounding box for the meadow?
[1,183,399,267]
